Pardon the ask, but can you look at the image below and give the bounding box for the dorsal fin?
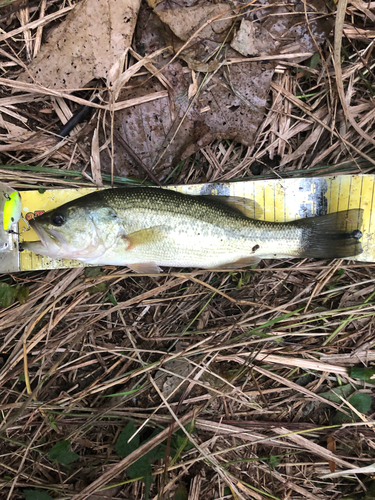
[201,195,263,219]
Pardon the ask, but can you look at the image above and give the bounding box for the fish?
[22,187,364,273]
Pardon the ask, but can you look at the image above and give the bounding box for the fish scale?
[24,187,364,271]
[100,189,303,266]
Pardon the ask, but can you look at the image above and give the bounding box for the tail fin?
[295,208,363,259]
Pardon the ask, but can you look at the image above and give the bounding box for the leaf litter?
[100,0,332,180]
[16,0,142,90]
[0,1,375,500]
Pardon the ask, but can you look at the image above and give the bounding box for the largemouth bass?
[23,187,363,273]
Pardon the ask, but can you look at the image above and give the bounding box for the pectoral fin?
[127,262,162,273]
[124,225,166,250]
[123,226,166,273]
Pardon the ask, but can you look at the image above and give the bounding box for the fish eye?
[51,214,65,226]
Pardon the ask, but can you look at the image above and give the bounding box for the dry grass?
[0,1,375,500]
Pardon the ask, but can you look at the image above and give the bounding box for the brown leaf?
[90,125,103,187]
[188,70,198,99]
[99,0,333,181]
[181,54,220,73]
[100,58,273,181]
[146,0,163,8]
[257,0,333,61]
[231,19,260,57]
[0,133,62,154]
[156,4,233,42]
[17,0,141,89]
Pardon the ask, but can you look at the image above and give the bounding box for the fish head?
[23,200,123,261]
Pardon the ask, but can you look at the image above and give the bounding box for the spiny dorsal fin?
[202,195,263,219]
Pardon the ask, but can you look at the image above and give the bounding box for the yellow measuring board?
[2,174,374,272]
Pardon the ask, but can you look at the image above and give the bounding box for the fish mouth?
[25,219,65,257]
[30,218,65,247]
[29,219,50,247]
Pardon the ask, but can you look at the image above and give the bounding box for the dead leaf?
[231,19,260,57]
[90,125,103,187]
[154,342,194,400]
[155,358,193,400]
[99,0,334,181]
[188,70,198,99]
[146,0,163,9]
[97,4,270,180]
[155,4,233,42]
[321,463,375,479]
[0,115,32,141]
[0,132,62,155]
[349,0,375,22]
[17,0,141,89]
[100,61,189,181]
[257,0,333,61]
[181,54,220,73]
[99,53,273,181]
[189,60,275,150]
